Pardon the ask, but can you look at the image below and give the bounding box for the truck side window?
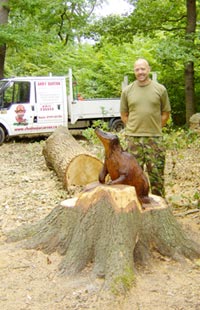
[2,81,30,108]
[13,82,30,104]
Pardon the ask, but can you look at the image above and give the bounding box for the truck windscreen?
[0,81,8,94]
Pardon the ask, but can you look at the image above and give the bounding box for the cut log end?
[60,184,168,213]
[42,126,103,189]
[60,184,168,211]
[65,155,102,188]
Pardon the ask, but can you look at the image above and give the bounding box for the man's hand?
[121,112,129,125]
[161,111,170,127]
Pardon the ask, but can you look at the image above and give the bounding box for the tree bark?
[42,126,102,188]
[0,0,9,78]
[185,0,196,125]
[6,184,200,293]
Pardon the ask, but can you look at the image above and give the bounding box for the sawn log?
[42,126,102,189]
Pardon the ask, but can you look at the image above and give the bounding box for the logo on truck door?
[14,104,28,125]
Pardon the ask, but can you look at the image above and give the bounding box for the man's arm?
[161,111,170,127]
[121,112,129,125]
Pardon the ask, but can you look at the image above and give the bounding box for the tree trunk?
[6,184,200,294]
[0,0,9,78]
[185,0,196,125]
[42,126,102,188]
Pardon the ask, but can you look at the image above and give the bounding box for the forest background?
[0,0,200,126]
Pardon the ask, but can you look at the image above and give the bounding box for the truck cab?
[0,76,68,144]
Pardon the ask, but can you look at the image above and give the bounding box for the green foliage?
[7,0,101,46]
[83,123,199,154]
[85,15,132,44]
[82,120,109,144]
[68,38,163,98]
[88,0,187,43]
[163,127,199,150]
[1,0,200,124]
[82,123,128,158]
[128,0,186,35]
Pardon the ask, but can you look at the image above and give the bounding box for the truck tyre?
[110,118,124,132]
[0,127,5,145]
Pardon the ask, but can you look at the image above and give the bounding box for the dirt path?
[0,137,200,310]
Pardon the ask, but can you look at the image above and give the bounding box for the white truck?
[0,69,123,145]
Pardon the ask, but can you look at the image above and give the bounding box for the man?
[120,58,171,197]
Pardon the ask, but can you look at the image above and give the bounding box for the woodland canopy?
[0,0,200,125]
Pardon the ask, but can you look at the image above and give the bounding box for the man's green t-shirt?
[120,80,171,136]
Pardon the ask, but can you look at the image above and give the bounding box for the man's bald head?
[133,58,151,85]
[134,58,150,69]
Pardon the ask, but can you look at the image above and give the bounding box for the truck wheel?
[0,127,5,145]
[110,119,124,132]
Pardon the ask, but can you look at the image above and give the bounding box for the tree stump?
[6,184,200,294]
[42,126,102,188]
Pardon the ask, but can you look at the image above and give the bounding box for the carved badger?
[95,128,150,205]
